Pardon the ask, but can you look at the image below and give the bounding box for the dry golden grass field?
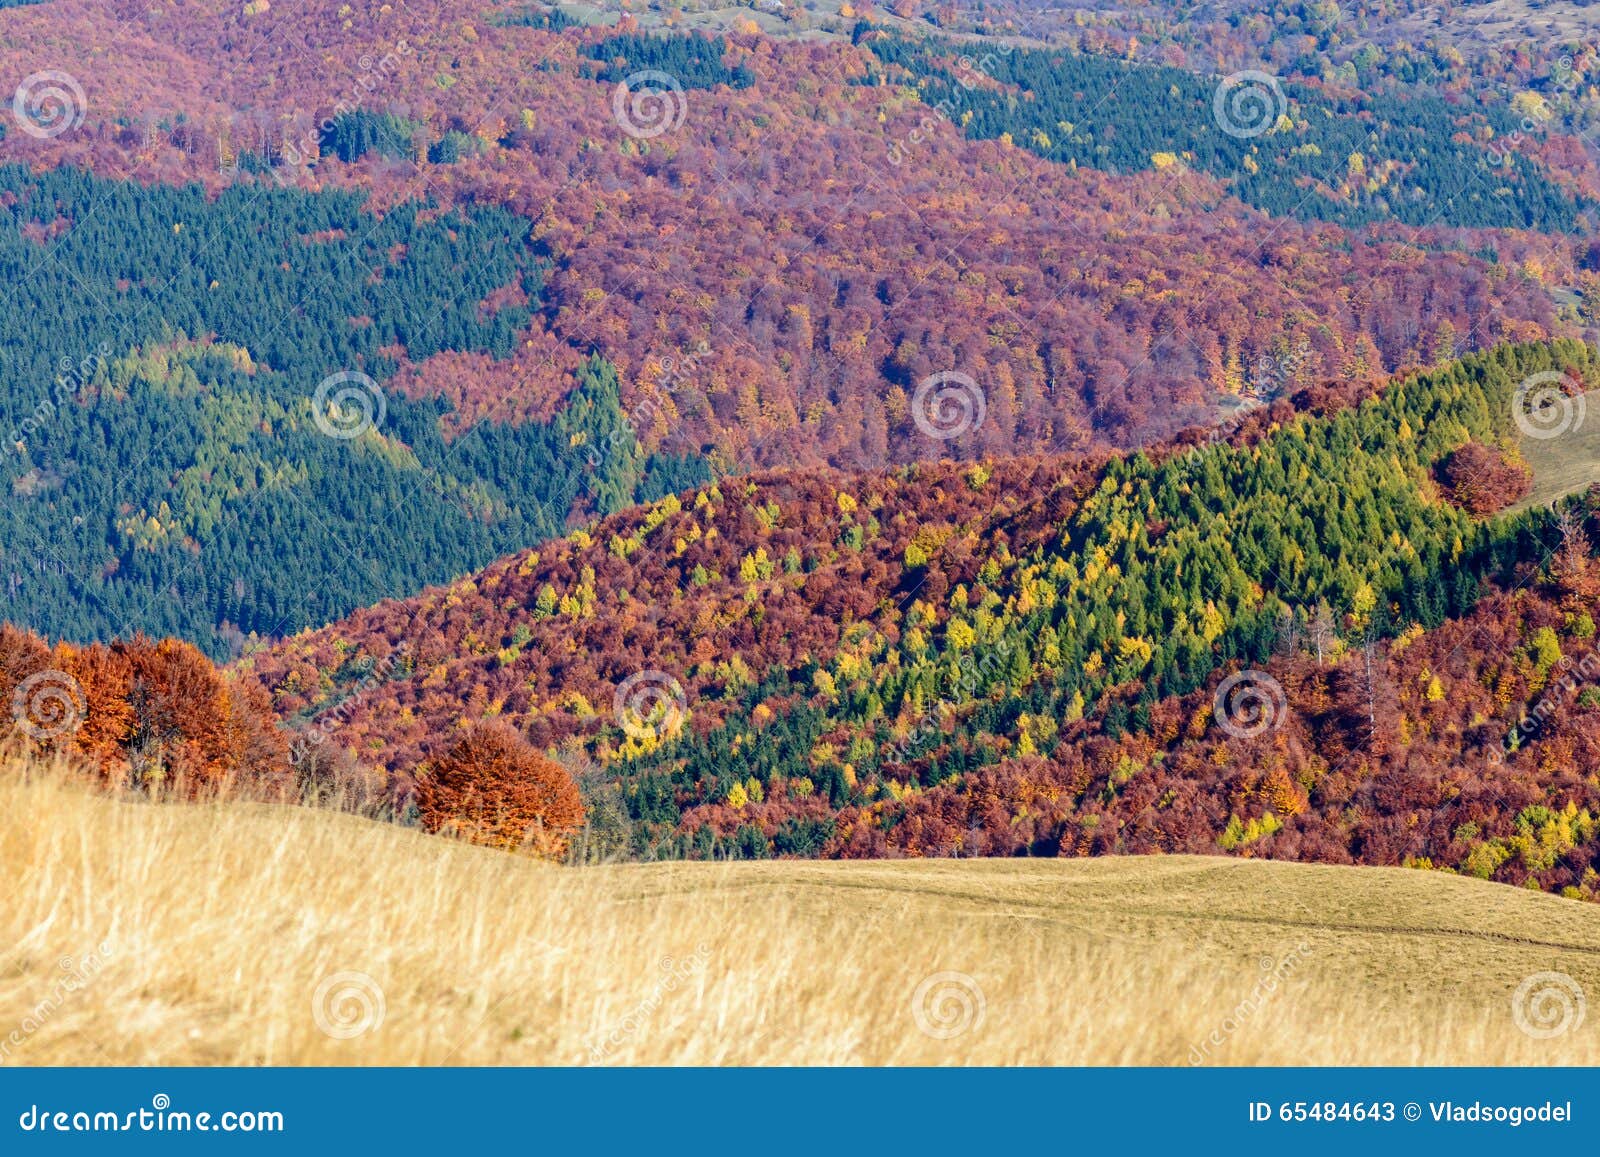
[1520,414,1600,511]
[4,760,1600,1066]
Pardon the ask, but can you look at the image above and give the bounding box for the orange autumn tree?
[0,623,289,796]
[119,636,289,794]
[417,721,585,857]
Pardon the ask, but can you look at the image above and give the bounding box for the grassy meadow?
[1521,419,1600,510]
[3,761,1598,1066]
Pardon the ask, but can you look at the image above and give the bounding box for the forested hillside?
[863,31,1585,230]
[0,0,1580,662]
[938,0,1600,145]
[245,339,1600,892]
[0,1,1596,894]
[0,0,1580,477]
[0,166,703,653]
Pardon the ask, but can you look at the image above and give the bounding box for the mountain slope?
[243,339,1600,889]
[0,0,1581,472]
[0,1,1587,664]
[5,762,1599,1064]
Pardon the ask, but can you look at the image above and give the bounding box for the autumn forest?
[1,0,1599,903]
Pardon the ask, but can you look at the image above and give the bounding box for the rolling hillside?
[3,761,1597,1066]
[7,336,1599,894]
[240,339,1600,889]
[0,3,1595,906]
[6,0,1592,662]
[0,0,1583,484]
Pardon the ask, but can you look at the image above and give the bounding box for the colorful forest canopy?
[930,0,1600,146]
[605,341,1589,832]
[0,166,704,653]
[0,4,1573,471]
[582,32,756,89]
[489,5,581,32]
[862,31,1588,231]
[0,0,1594,891]
[246,340,1600,885]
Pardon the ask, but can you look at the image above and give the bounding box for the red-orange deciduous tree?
[417,721,585,857]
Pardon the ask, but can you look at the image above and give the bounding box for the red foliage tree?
[0,624,289,796]
[1439,441,1533,515]
[416,721,585,857]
